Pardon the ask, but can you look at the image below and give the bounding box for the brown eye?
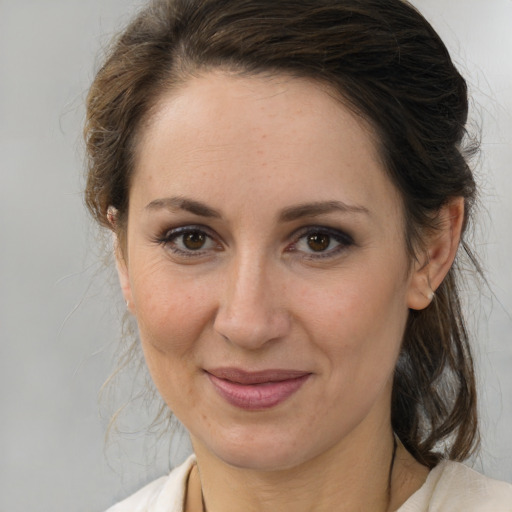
[306,233,331,252]
[158,225,220,257]
[182,231,207,250]
[290,227,353,259]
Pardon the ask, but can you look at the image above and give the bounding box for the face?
[118,72,420,471]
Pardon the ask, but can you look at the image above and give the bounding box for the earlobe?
[407,198,465,311]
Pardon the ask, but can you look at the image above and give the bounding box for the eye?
[180,230,208,250]
[304,233,333,252]
[289,227,353,258]
[156,225,220,256]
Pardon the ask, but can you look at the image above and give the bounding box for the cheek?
[295,260,409,374]
[130,260,215,355]
[129,264,217,413]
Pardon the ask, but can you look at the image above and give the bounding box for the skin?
[116,71,464,511]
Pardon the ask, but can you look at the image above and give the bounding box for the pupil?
[183,231,206,250]
[307,233,330,252]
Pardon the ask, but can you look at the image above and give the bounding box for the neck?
[189,425,415,512]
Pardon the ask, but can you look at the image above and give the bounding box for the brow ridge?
[145,196,222,218]
[278,200,370,222]
[145,196,369,222]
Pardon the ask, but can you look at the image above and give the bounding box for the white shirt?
[106,455,512,511]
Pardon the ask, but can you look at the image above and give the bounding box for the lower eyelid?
[289,229,354,256]
[156,225,352,259]
[159,228,224,257]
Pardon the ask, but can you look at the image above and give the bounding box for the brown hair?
[85,0,479,467]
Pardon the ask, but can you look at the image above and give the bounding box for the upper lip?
[206,367,311,385]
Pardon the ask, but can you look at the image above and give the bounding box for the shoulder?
[105,455,196,512]
[398,460,512,512]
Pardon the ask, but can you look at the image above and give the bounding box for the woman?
[84,0,512,510]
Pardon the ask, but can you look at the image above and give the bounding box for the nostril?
[213,304,290,350]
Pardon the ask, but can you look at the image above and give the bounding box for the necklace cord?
[387,434,399,510]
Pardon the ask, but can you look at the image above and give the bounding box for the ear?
[108,206,135,314]
[113,234,135,314]
[407,197,465,310]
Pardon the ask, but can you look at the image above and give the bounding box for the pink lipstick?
[206,368,311,410]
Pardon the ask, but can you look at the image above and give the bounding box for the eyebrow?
[144,196,370,221]
[145,196,222,218]
[278,200,370,222]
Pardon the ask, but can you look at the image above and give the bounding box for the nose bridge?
[214,247,289,349]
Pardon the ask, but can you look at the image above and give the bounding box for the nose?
[213,255,291,350]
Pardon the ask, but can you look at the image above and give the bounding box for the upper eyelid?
[152,225,216,249]
[290,225,353,242]
[158,224,218,240]
[154,223,353,251]
[156,226,222,257]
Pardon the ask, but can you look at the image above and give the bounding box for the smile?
[205,368,311,410]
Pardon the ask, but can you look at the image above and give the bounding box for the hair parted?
[85,0,479,467]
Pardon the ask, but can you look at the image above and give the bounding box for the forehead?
[132,71,400,221]
[139,71,377,162]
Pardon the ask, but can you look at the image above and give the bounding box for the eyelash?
[286,226,354,259]
[154,225,354,260]
[154,225,221,257]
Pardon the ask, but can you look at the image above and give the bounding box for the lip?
[206,368,311,410]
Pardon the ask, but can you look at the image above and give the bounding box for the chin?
[194,424,328,472]
[218,446,307,472]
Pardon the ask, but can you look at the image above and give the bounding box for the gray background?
[1,1,511,511]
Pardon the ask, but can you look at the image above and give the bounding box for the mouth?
[205,368,311,410]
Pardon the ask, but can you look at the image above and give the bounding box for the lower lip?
[207,373,310,410]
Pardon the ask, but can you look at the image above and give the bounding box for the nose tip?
[214,308,290,350]
[213,263,291,350]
